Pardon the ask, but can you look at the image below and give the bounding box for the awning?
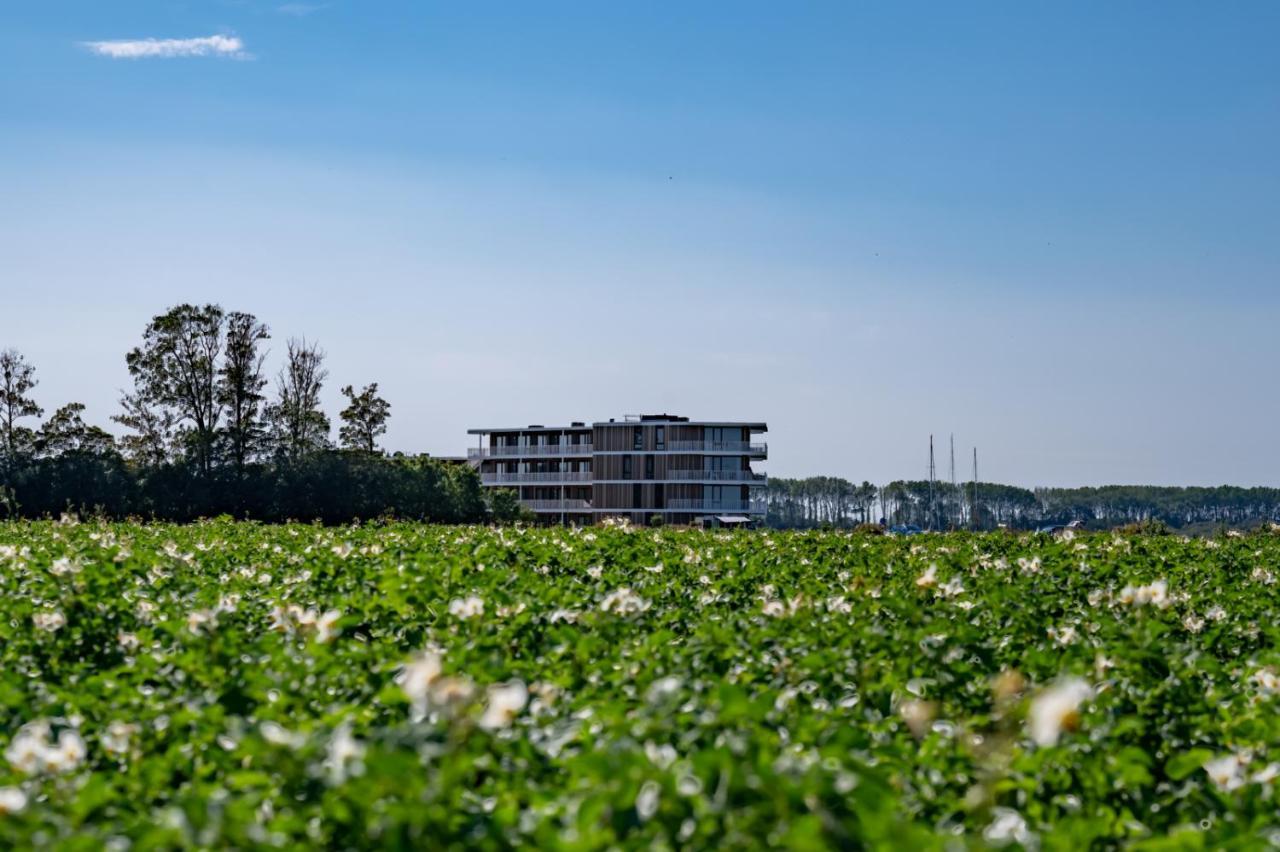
[715,515,752,524]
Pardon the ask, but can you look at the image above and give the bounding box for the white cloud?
[82,34,246,60]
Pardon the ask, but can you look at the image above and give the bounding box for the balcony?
[522,499,594,512]
[468,443,593,459]
[665,499,768,514]
[662,470,767,483]
[481,471,593,485]
[663,441,767,455]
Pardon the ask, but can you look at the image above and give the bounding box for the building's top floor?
[467,414,766,436]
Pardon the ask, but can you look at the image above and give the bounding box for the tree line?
[0,304,503,523]
[767,476,1280,531]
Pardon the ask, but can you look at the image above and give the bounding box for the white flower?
[761,599,786,618]
[548,608,579,624]
[1250,668,1279,696]
[600,587,649,616]
[635,780,661,822]
[117,631,141,652]
[937,576,965,598]
[646,676,683,704]
[4,726,48,774]
[984,808,1032,846]
[39,730,86,774]
[186,609,218,635]
[260,721,306,750]
[33,610,66,632]
[398,652,443,708]
[0,786,27,815]
[323,723,366,784]
[448,596,485,619]
[101,721,138,756]
[478,681,528,731]
[1048,625,1078,646]
[1205,604,1227,621]
[315,610,342,643]
[1204,753,1248,792]
[1028,678,1092,747]
[429,676,476,713]
[1182,614,1205,634]
[331,542,354,559]
[49,556,80,576]
[1252,763,1280,785]
[643,563,664,574]
[915,564,938,589]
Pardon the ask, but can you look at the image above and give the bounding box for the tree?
[218,312,270,476]
[113,390,176,468]
[124,304,225,476]
[265,338,330,458]
[0,349,43,477]
[339,383,391,454]
[36,403,116,458]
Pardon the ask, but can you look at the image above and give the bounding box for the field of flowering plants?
[1,520,1278,849]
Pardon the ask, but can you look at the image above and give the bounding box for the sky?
[2,2,1280,487]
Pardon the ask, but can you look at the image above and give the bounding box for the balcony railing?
[522,499,594,512]
[482,471,593,484]
[665,499,768,514]
[662,470,767,483]
[468,444,594,459]
[663,441,768,455]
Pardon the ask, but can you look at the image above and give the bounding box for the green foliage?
[0,523,1276,847]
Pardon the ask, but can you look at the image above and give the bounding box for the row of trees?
[766,475,1280,531]
[0,304,501,523]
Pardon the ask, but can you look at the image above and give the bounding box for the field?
[1,520,1278,849]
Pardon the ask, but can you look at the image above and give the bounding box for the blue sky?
[3,2,1279,486]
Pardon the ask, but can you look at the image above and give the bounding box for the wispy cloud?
[82,34,246,60]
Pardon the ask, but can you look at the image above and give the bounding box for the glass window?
[645,455,654,480]
[622,456,632,480]
[655,426,665,450]
[633,426,643,450]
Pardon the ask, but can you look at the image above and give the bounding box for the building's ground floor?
[509,483,766,526]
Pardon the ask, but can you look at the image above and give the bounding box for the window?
[655,484,665,509]
[644,455,654,480]
[622,456,632,480]
[633,426,643,450]
[633,483,642,508]
[655,426,665,450]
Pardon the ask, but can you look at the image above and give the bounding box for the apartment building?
[466,414,767,525]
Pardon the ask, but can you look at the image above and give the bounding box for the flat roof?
[468,419,766,434]
[467,424,593,435]
[595,420,766,430]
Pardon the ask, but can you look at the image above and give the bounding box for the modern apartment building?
[466,414,767,525]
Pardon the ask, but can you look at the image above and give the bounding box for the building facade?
[467,414,767,525]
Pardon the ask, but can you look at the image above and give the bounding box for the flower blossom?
[478,681,528,731]
[600,587,649,616]
[1028,678,1093,747]
[448,595,485,619]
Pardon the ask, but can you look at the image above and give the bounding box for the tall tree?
[218,312,270,476]
[338,383,391,454]
[265,338,331,458]
[0,349,43,477]
[124,304,225,476]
